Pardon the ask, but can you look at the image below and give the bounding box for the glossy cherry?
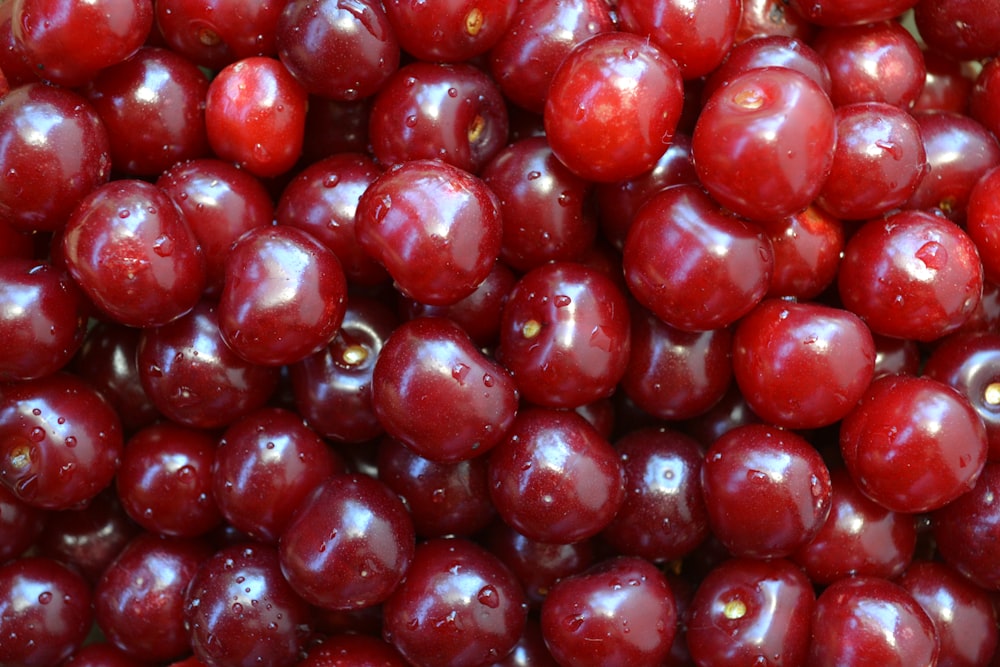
[914,0,1000,61]
[931,462,1000,590]
[0,483,43,563]
[381,0,518,62]
[154,0,285,69]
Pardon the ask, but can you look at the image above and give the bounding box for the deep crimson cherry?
[0,483,43,563]
[735,0,817,42]
[156,158,274,297]
[840,374,988,513]
[184,544,311,667]
[601,427,709,562]
[787,0,918,25]
[278,473,414,610]
[701,424,832,559]
[680,383,763,448]
[218,225,348,366]
[154,0,284,69]
[382,537,527,667]
[817,102,927,221]
[377,436,495,538]
[276,0,398,102]
[487,408,625,544]
[971,57,1000,141]
[381,0,518,63]
[623,184,773,332]
[539,556,677,667]
[36,489,139,584]
[809,576,939,667]
[62,179,206,328]
[300,96,372,162]
[620,303,733,421]
[791,467,917,584]
[492,619,559,667]
[0,83,110,233]
[931,462,1000,590]
[498,261,631,408]
[914,0,1000,61]
[204,56,308,178]
[83,46,210,177]
[0,0,37,88]
[968,167,1000,285]
[872,333,921,379]
[686,558,814,667]
[487,0,613,114]
[692,67,836,222]
[837,209,984,342]
[116,422,222,538]
[355,159,503,306]
[297,634,408,667]
[61,643,154,667]
[0,259,87,382]
[0,557,93,667]
[760,204,845,300]
[917,49,976,114]
[480,136,597,272]
[369,61,509,174]
[543,31,685,182]
[733,299,876,429]
[0,372,122,510]
[212,407,344,543]
[372,316,518,463]
[94,532,213,662]
[137,300,280,429]
[275,152,388,286]
[11,0,153,87]
[899,561,999,667]
[617,0,740,79]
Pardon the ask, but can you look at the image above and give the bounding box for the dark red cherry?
[0,483,43,563]
[213,407,344,543]
[544,32,684,183]
[916,49,976,114]
[686,558,814,667]
[218,225,348,367]
[701,424,832,559]
[0,557,93,667]
[487,408,625,545]
[0,83,110,233]
[382,537,527,667]
[760,204,845,300]
[154,0,284,69]
[971,57,1000,141]
[0,372,122,510]
[701,35,832,101]
[184,544,311,667]
[787,0,918,26]
[540,556,677,667]
[297,634,408,667]
[914,0,1000,61]
[279,474,415,611]
[61,643,154,667]
[382,0,519,63]
[840,374,988,513]
[931,462,1000,590]
[735,0,816,42]
[968,166,1000,285]
[498,262,631,408]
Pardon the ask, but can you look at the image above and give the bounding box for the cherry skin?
[543,31,685,182]
[116,422,222,538]
[914,0,1000,61]
[0,372,123,510]
[736,0,816,42]
[841,374,988,513]
[94,532,213,663]
[212,407,344,543]
[701,35,832,102]
[137,300,280,429]
[498,261,630,409]
[623,184,773,332]
[837,209,984,342]
[0,483,44,563]
[276,0,398,101]
[760,204,845,300]
[382,537,528,667]
[916,49,977,114]
[808,576,939,667]
[218,225,348,367]
[931,462,1000,590]
[732,299,876,430]
[278,474,415,611]
[967,166,1000,285]
[0,83,110,233]
[371,316,519,463]
[184,543,311,667]
[693,67,836,222]
[61,643,155,667]
[970,57,1000,141]
[204,56,308,178]
[787,0,918,26]
[154,0,285,69]
[0,259,87,382]
[686,558,814,667]
[355,159,503,306]
[539,556,677,667]
[701,424,832,559]
[381,0,519,63]
[297,634,408,667]
[487,408,625,544]
[0,557,93,667]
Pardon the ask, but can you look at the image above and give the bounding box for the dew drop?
[265,441,275,450]
[31,408,41,416]
[29,427,45,442]
[152,235,174,257]
[526,170,541,180]
[564,614,585,631]
[404,114,418,128]
[232,602,243,614]
[477,585,500,608]
[64,436,76,448]
[118,209,130,219]
[482,374,495,387]
[452,363,470,383]
[623,47,638,59]
[37,592,52,605]
[554,295,571,307]
[447,87,458,98]
[323,174,340,188]
[916,241,947,271]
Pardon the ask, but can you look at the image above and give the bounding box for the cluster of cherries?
[4,0,1000,664]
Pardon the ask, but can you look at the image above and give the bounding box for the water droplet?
[747,469,769,483]
[916,241,947,271]
[29,427,45,442]
[404,115,418,128]
[64,436,76,448]
[875,140,903,160]
[564,614,585,631]
[118,209,130,219]
[482,374,495,387]
[623,47,638,59]
[37,592,52,605]
[589,326,612,352]
[152,235,174,257]
[452,363,470,383]
[554,295,571,307]
[477,585,500,608]
[232,602,243,613]
[323,174,339,188]
[265,441,275,450]
[374,194,392,222]
[447,87,458,98]
[526,170,541,180]
[31,408,41,416]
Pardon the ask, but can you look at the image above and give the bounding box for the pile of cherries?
[5,0,1000,664]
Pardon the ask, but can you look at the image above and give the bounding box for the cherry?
[0,483,44,563]
[543,31,685,182]
[381,0,518,63]
[0,372,122,510]
[372,316,519,463]
[971,57,1000,141]
[913,0,1000,61]
[154,0,284,69]
[539,556,677,667]
[840,373,988,513]
[278,473,415,611]
[701,35,832,102]
[701,424,832,559]
[382,537,528,667]
[932,462,1000,590]
[736,0,816,42]
[787,0,918,26]
[61,643,155,667]
[760,204,845,300]
[297,634,408,667]
[968,166,1000,285]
